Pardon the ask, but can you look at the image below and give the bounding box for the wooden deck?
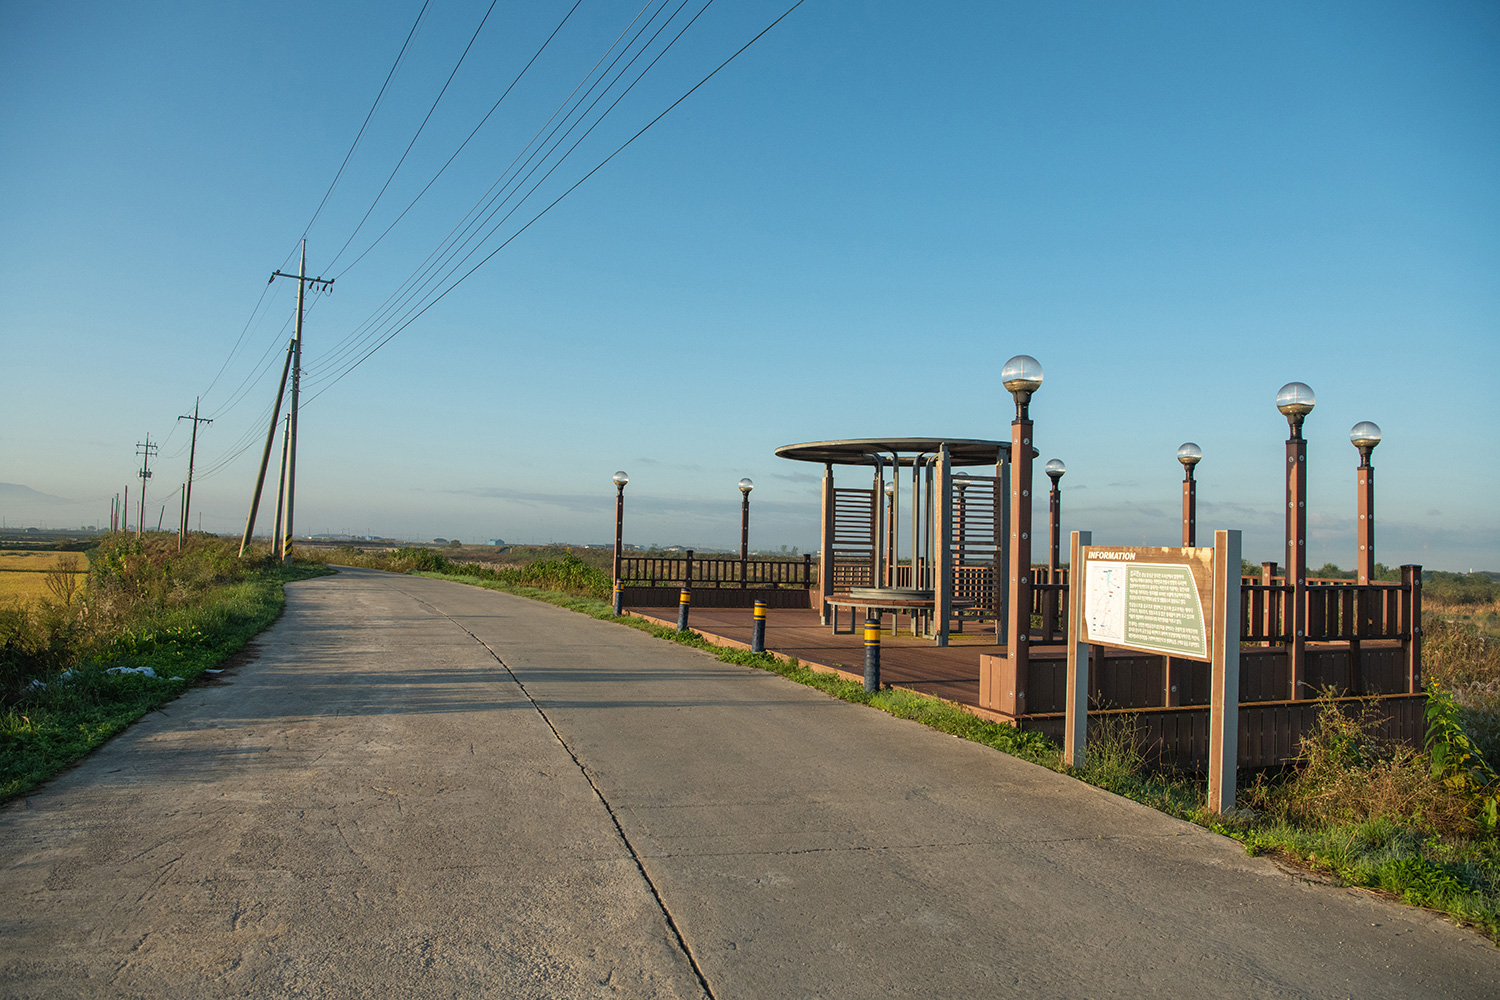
[627,604,1037,718]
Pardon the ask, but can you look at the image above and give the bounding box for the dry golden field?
[0,552,87,606]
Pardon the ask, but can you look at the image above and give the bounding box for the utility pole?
[177,398,212,550]
[123,485,129,533]
[265,240,332,563]
[271,414,290,560]
[135,435,157,539]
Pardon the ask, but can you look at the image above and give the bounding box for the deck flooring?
[626,604,1059,712]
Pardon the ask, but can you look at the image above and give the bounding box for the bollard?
[677,586,691,632]
[864,615,881,692]
[751,600,767,653]
[612,581,623,616]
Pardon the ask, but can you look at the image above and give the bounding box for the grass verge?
[0,535,329,802]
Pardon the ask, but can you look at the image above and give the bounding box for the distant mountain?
[0,483,68,503]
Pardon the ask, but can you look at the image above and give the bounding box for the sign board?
[1080,546,1215,662]
[1066,530,1242,814]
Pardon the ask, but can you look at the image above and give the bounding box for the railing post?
[1261,561,1278,647]
[1402,564,1422,692]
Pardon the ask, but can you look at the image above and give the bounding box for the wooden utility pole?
[240,338,295,557]
[268,240,333,563]
[177,398,211,549]
[135,435,157,539]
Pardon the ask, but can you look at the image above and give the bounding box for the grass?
[0,551,89,605]
[0,533,329,802]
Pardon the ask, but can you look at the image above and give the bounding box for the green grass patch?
[0,534,329,802]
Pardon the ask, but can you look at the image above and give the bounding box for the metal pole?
[283,240,306,564]
[740,491,750,580]
[1286,430,1308,699]
[613,480,625,615]
[1356,449,1375,585]
[1007,407,1034,715]
[1182,466,1197,547]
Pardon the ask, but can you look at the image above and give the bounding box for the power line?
[303,0,431,238]
[306,0,699,386]
[324,0,499,272]
[305,0,806,403]
[330,0,586,281]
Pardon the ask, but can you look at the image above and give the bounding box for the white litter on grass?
[28,679,47,691]
[106,666,158,678]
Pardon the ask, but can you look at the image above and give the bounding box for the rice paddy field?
[0,551,88,606]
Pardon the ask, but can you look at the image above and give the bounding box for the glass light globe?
[1275,382,1316,417]
[1349,421,1382,449]
[1177,442,1202,467]
[1044,459,1066,479]
[738,477,754,494]
[612,470,629,487]
[1001,355,1044,394]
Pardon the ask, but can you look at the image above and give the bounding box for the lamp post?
[612,470,629,614]
[1277,381,1315,699]
[738,477,754,585]
[1350,421,1381,585]
[1001,354,1043,716]
[1044,459,1065,575]
[1177,442,1202,546]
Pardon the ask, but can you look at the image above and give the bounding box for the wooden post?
[1403,564,1422,692]
[934,446,953,646]
[1005,416,1034,716]
[995,451,1011,644]
[1063,530,1092,767]
[819,464,834,623]
[1208,529,1242,814]
[1286,436,1307,699]
[1357,461,1375,584]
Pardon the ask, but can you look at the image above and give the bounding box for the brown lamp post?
[738,477,754,586]
[1177,442,1202,546]
[1350,422,1381,585]
[612,470,629,614]
[1044,459,1065,575]
[1002,354,1043,716]
[1277,382,1315,699]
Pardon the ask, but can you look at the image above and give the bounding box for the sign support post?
[1064,530,1092,767]
[1208,528,1242,813]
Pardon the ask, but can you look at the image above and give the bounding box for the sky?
[1,0,1496,571]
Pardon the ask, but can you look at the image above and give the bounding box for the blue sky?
[2,1,1496,571]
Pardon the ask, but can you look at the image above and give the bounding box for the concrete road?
[1,568,1495,998]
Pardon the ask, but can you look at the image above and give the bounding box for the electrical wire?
[330,0,586,283]
[303,1,430,238]
[305,0,688,384]
[305,0,805,404]
[324,0,499,273]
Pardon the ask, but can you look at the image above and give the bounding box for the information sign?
[1080,546,1214,662]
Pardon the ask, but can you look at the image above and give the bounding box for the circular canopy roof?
[775,437,1031,467]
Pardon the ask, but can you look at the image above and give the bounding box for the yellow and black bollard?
[863,614,881,692]
[751,600,767,653]
[677,586,691,632]
[612,581,623,616]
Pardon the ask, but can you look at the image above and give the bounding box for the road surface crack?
[403,590,716,1000]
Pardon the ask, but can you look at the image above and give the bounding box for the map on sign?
[1083,552,1210,660]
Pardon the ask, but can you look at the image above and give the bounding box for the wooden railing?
[618,552,814,589]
